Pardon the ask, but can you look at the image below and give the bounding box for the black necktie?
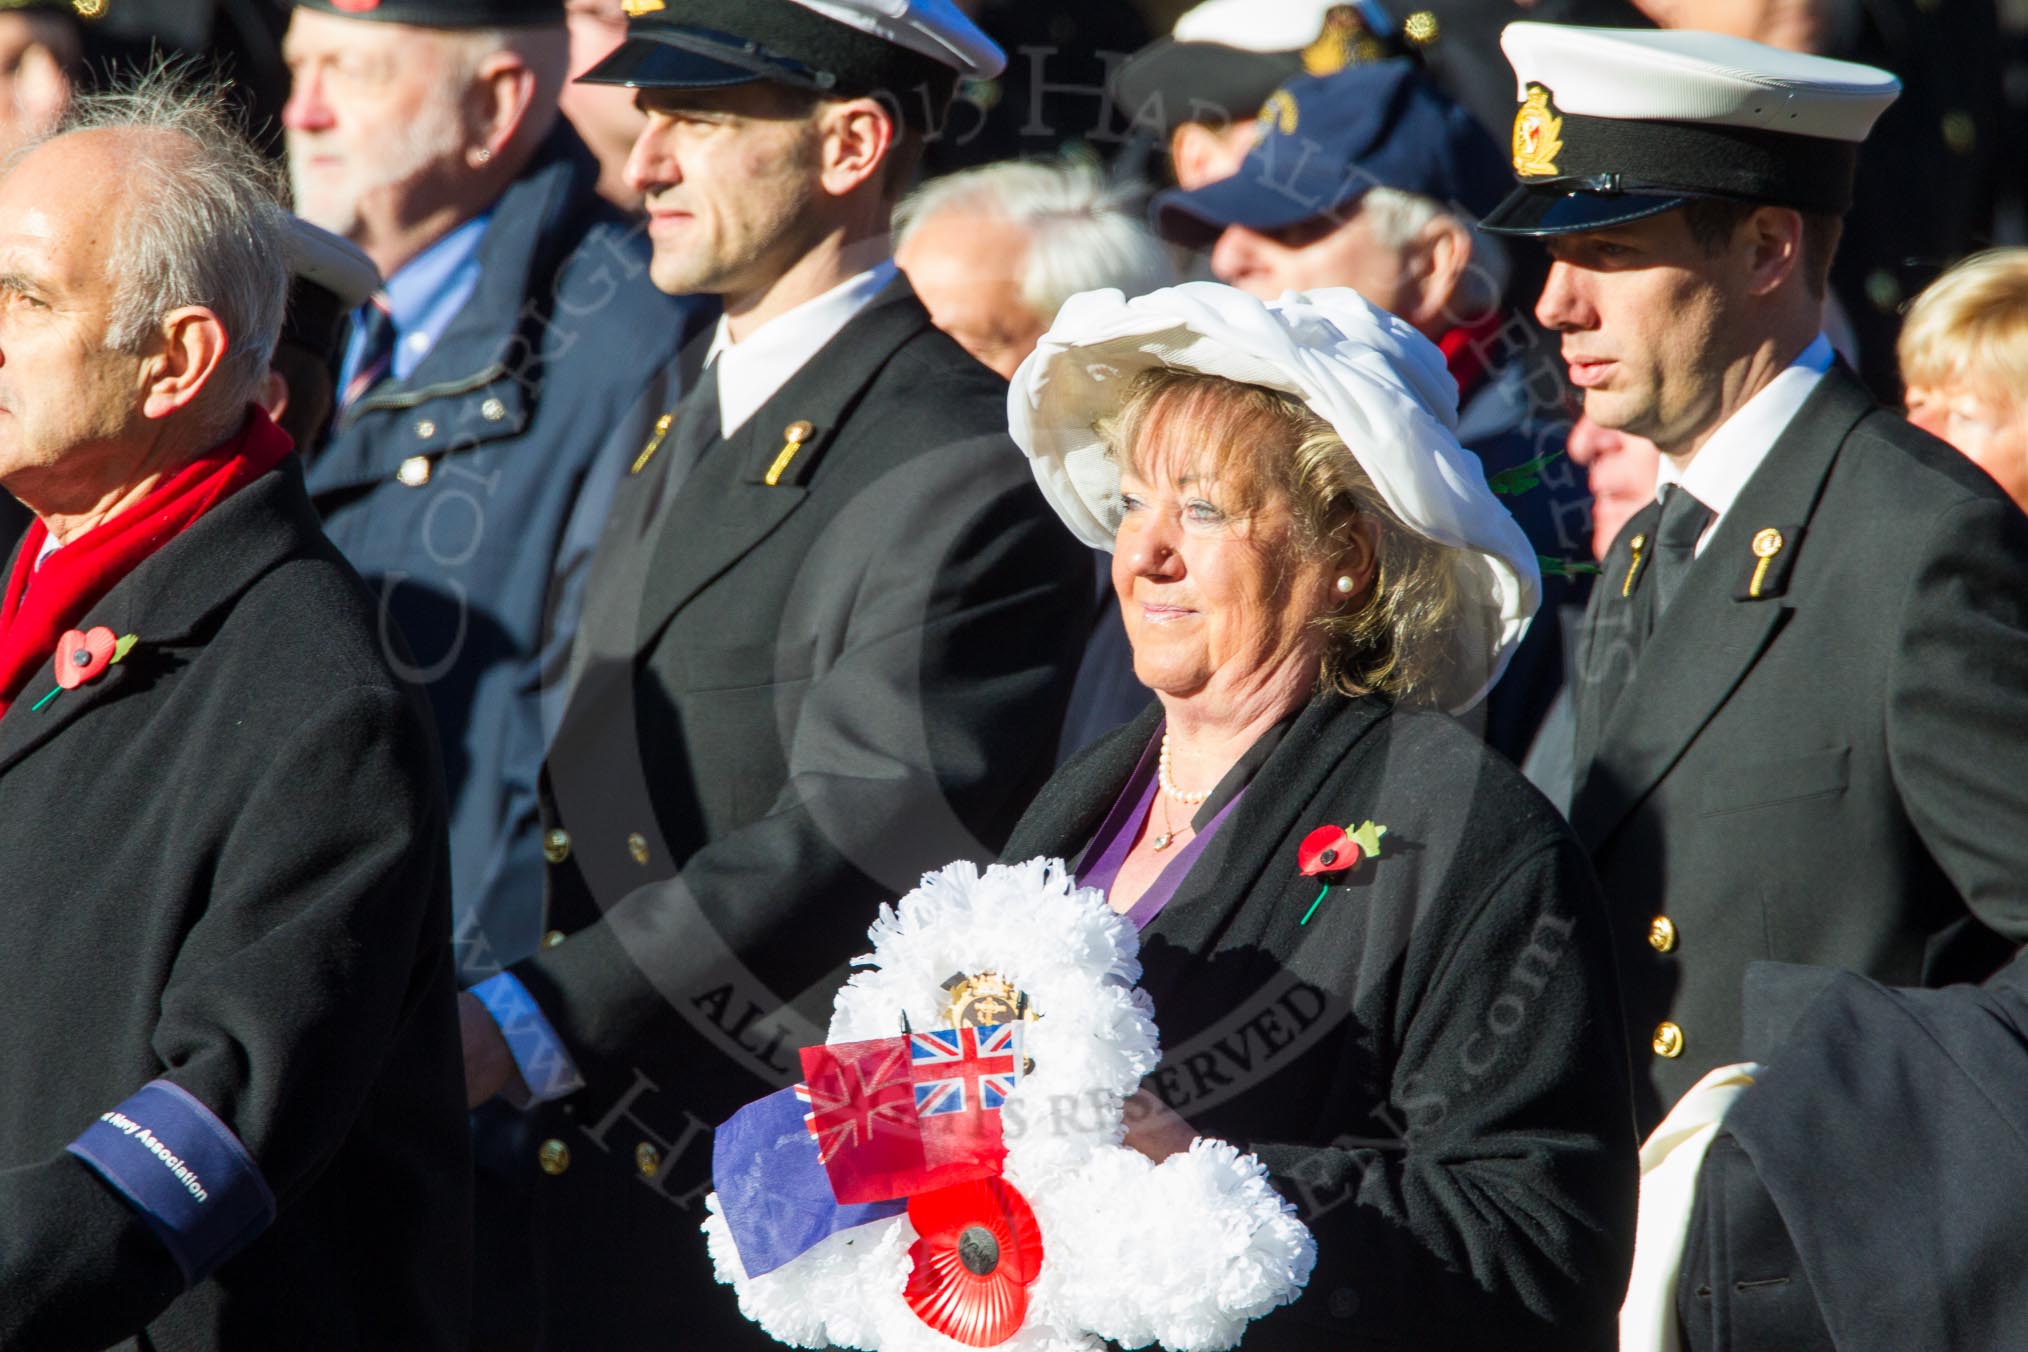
[641,363,721,524]
[340,292,397,410]
[1648,483,1715,622]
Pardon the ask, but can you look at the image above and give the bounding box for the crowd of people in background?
[1,0,2027,1348]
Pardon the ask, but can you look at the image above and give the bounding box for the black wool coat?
[1676,954,2028,1352]
[0,459,471,1350]
[0,492,26,558]
[495,278,1093,1347]
[1571,365,2028,1127]
[1003,694,1640,1352]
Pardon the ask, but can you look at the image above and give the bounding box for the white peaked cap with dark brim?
[1482,23,1900,236]
[1007,281,1541,714]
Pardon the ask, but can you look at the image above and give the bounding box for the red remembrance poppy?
[903,1177,1045,1347]
[1297,825,1361,876]
[54,627,119,690]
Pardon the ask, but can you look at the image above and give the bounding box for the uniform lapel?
[631,279,934,654]
[1570,368,1874,853]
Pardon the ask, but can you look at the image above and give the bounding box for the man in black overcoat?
[1669,953,2028,1350]
[0,85,468,1348]
[454,1,1093,1345]
[1481,22,2028,1130]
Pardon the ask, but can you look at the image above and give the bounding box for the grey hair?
[893,158,1176,323]
[1358,186,1510,322]
[38,68,289,441]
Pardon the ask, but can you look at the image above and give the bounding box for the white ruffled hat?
[1006,281,1541,713]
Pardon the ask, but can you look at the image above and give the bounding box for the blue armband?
[66,1080,276,1286]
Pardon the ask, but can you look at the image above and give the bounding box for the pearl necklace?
[1157,733,1210,805]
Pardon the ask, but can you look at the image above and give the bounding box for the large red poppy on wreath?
[903,1177,1045,1347]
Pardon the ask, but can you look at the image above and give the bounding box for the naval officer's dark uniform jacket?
[1570,364,2028,1128]
[0,453,470,1349]
[305,124,703,983]
[1004,694,1638,1351]
[498,276,1092,1346]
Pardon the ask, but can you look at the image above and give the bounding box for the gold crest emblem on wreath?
[622,0,666,16]
[1512,84,1564,178]
[941,970,1034,1029]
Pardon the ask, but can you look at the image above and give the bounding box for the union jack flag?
[908,1022,1023,1118]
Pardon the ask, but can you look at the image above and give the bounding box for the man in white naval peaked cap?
[453,0,1093,1345]
[1479,21,2028,1149]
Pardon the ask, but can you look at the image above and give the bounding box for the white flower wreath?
[701,857,1317,1351]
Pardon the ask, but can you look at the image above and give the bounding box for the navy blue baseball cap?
[1153,59,1509,250]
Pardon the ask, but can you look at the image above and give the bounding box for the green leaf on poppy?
[1537,555,1603,578]
[1486,450,1565,497]
[112,633,139,664]
[1349,820,1387,860]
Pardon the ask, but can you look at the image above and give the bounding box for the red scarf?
[0,410,292,716]
[1438,310,1507,405]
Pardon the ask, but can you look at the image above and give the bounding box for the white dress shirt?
[1654,334,1835,556]
[704,259,899,438]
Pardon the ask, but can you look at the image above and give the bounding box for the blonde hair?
[1898,248,2028,406]
[1097,368,1469,707]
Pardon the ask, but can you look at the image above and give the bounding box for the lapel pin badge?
[1621,531,1649,598]
[765,419,814,487]
[631,411,675,475]
[1747,527,1784,598]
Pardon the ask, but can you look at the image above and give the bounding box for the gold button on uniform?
[635,1142,661,1178]
[543,828,572,864]
[537,1139,571,1175]
[481,396,507,422]
[627,832,650,865]
[1648,916,1678,953]
[397,455,432,488]
[414,419,438,440]
[542,929,567,950]
[1652,1022,1685,1059]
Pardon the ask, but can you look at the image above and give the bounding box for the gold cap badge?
[1258,89,1299,137]
[1512,84,1565,178]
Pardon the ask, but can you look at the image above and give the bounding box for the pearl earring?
[1335,575,1355,594]
[472,146,493,165]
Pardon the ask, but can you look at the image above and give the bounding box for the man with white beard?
[278,10,704,1336]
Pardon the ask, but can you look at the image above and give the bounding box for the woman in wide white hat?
[998,282,1637,1350]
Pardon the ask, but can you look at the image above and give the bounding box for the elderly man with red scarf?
[0,79,470,1350]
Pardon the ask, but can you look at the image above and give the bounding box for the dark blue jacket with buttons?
[304,124,709,983]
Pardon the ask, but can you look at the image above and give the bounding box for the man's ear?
[1405,216,1474,332]
[468,51,540,165]
[816,97,895,199]
[1744,205,1805,298]
[256,369,291,421]
[140,307,231,422]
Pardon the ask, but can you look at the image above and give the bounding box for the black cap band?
[290,0,562,28]
[1519,109,1861,215]
[580,0,958,128]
